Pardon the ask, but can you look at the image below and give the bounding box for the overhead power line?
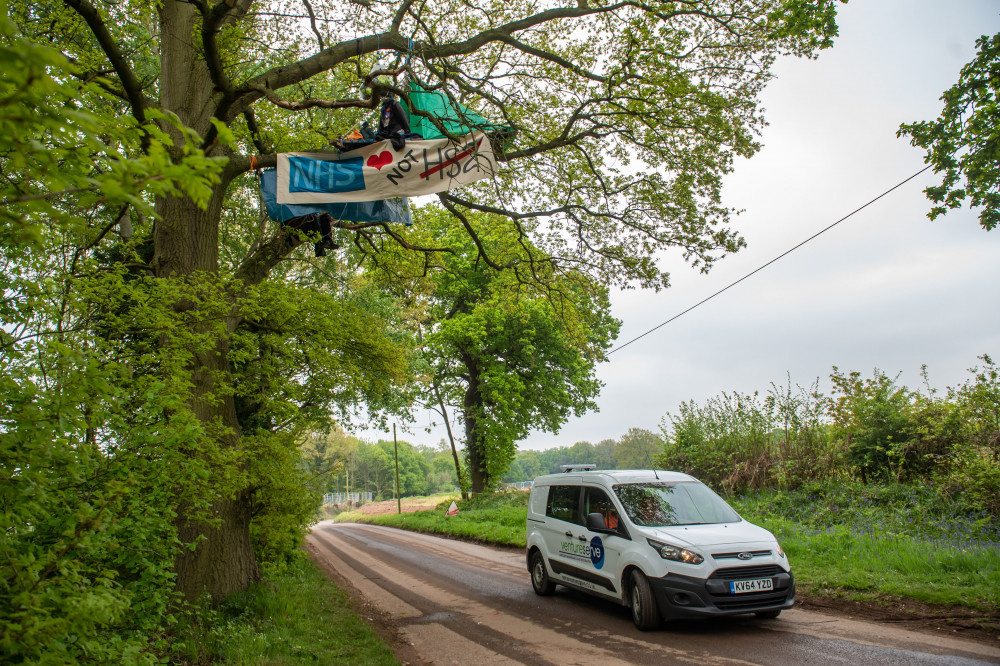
[608,164,934,355]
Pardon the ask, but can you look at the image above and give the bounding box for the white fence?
[323,492,373,505]
[506,481,533,490]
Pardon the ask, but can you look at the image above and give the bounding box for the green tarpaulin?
[406,80,514,146]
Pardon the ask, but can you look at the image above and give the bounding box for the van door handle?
[578,535,587,541]
[565,531,573,537]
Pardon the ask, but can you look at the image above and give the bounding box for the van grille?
[710,565,782,580]
[712,550,772,561]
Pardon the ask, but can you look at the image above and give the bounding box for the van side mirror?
[586,512,608,531]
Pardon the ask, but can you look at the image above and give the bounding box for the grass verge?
[173,558,398,665]
[729,484,1000,610]
[362,490,528,547]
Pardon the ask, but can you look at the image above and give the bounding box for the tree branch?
[62,0,147,125]
[498,34,606,83]
[234,231,300,288]
[390,0,415,34]
[229,31,405,119]
[301,0,326,51]
[248,84,376,112]
[199,1,236,104]
[438,194,514,272]
[229,3,634,121]
[242,108,268,154]
[199,0,257,148]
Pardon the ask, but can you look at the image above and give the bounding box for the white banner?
[276,131,497,204]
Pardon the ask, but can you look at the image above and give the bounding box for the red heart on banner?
[366,151,393,170]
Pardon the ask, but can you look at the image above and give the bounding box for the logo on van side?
[559,535,606,569]
[589,536,605,569]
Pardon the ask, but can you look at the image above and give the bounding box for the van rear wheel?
[629,570,660,630]
[530,551,555,596]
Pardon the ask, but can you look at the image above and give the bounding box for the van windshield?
[612,482,741,527]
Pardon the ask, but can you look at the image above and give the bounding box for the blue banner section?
[287,154,366,194]
[259,168,411,226]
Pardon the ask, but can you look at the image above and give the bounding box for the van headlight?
[776,541,785,559]
[647,538,704,565]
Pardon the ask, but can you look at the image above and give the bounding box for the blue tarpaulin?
[259,168,411,226]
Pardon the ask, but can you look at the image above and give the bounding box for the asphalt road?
[307,521,1000,666]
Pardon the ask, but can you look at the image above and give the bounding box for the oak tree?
[7,0,841,602]
[385,207,620,492]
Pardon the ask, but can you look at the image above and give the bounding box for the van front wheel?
[629,570,660,630]
[530,551,556,596]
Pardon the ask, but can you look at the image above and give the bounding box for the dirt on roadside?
[796,593,1000,647]
[358,498,444,515]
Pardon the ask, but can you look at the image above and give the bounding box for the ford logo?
[737,552,753,561]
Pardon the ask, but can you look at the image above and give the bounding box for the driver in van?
[593,495,620,530]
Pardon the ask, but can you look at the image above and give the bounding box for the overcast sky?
[389,0,1000,451]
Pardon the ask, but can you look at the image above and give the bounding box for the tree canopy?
[375,205,620,492]
[614,427,664,469]
[899,31,1000,231]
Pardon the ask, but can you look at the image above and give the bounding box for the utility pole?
[393,423,402,514]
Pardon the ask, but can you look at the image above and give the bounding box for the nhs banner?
[276,131,497,204]
[258,168,411,226]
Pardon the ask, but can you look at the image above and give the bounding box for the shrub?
[937,446,1000,515]
[955,354,1000,459]
[659,378,837,492]
[829,368,916,481]
[658,359,1000,513]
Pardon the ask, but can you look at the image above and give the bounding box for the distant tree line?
[301,428,461,501]
[500,427,663,483]
[304,425,668,498]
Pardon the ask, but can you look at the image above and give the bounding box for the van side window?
[584,487,622,533]
[546,485,581,524]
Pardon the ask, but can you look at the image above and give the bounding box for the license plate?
[729,578,773,594]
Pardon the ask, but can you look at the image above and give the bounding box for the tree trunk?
[462,352,489,493]
[174,490,258,601]
[154,0,261,600]
[433,382,468,499]
[154,189,262,600]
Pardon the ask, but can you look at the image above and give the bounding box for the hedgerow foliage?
[0,9,224,660]
[0,7,409,660]
[658,356,1000,514]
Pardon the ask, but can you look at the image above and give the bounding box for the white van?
[525,466,794,630]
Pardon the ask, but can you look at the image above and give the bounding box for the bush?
[659,359,1000,513]
[938,446,1000,515]
[659,378,840,492]
[829,368,916,481]
[247,431,322,574]
[954,354,1000,458]
[0,355,213,663]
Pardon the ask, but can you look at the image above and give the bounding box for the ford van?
[525,466,794,630]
